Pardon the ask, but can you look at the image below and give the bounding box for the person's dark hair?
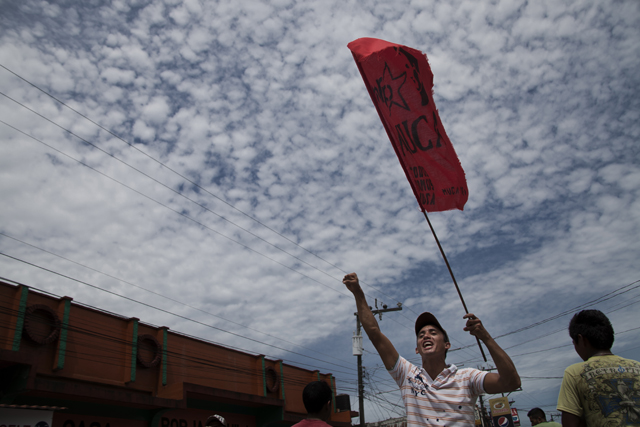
[527,407,545,419]
[415,312,449,343]
[302,381,332,414]
[568,310,614,350]
[205,415,226,427]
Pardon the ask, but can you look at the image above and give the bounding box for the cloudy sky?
[1,0,639,425]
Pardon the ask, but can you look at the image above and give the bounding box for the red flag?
[348,37,468,212]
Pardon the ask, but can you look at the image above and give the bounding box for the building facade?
[0,279,353,427]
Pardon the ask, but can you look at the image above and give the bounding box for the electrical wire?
[492,279,640,340]
[456,316,640,366]
[2,83,483,362]
[452,279,640,355]
[2,65,639,422]
[0,255,357,375]
[0,102,350,292]
[0,231,355,368]
[0,120,352,298]
[0,63,404,307]
[0,110,413,322]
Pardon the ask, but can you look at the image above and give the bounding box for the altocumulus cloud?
[1,0,639,423]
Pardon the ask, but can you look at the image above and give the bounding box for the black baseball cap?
[415,312,449,343]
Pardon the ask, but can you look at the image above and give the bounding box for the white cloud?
[132,119,156,141]
[1,0,639,423]
[141,96,171,125]
[101,67,136,85]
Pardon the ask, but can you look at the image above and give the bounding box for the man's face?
[415,324,450,358]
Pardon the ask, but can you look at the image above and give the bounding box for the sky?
[1,0,639,425]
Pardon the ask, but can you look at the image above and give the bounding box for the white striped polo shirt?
[389,356,487,426]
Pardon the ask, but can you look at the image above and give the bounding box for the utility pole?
[478,394,490,427]
[354,299,402,427]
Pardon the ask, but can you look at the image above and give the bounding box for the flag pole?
[422,210,487,362]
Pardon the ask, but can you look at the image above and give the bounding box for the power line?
[0,254,357,375]
[502,327,640,360]
[0,99,349,290]
[0,120,351,298]
[0,64,341,272]
[2,64,638,414]
[447,285,640,367]
[0,63,404,307]
[0,111,403,311]
[0,231,354,368]
[453,279,640,355]
[0,102,473,368]
[492,279,640,340]
[456,320,640,366]
[1,69,510,348]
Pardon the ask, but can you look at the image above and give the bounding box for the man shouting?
[343,272,520,426]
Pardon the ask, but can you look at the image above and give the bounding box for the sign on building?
[511,408,520,427]
[488,397,515,427]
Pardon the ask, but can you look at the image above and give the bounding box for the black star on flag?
[374,62,410,113]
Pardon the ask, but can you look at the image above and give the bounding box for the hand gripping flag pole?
[348,37,487,361]
[422,210,487,362]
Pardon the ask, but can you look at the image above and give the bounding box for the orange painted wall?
[0,280,352,425]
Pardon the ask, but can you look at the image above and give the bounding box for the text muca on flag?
[348,37,468,212]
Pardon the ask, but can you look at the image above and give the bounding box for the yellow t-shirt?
[557,355,640,426]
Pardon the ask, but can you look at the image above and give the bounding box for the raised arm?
[343,273,399,370]
[463,313,521,393]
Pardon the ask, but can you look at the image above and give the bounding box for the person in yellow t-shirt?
[557,309,640,426]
